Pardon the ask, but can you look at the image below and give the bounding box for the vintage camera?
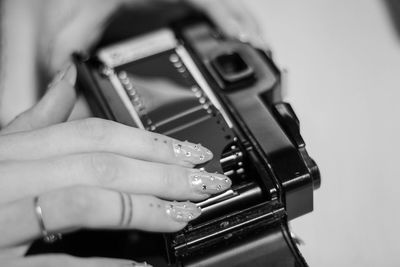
[72,4,320,267]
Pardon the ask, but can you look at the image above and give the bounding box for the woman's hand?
[0,1,258,263]
[0,64,232,266]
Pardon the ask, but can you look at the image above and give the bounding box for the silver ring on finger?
[33,196,62,243]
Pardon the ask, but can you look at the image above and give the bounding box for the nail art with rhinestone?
[172,140,213,165]
[189,169,232,195]
[165,201,202,222]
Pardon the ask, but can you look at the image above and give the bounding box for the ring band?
[33,196,62,243]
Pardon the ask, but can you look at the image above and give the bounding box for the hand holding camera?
[0,0,318,266]
[0,1,258,265]
[0,64,231,266]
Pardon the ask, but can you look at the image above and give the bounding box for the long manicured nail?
[48,63,76,89]
[172,140,213,165]
[189,169,232,195]
[166,201,202,222]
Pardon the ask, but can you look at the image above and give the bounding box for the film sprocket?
[73,6,320,267]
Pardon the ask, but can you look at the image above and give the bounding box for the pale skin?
[0,0,264,266]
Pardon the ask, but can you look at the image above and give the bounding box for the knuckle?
[45,255,77,267]
[161,165,182,192]
[63,186,98,224]
[52,255,76,265]
[87,258,125,267]
[86,153,121,185]
[89,258,124,267]
[145,133,159,155]
[75,118,114,145]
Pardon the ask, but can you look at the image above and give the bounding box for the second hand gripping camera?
[73,4,320,267]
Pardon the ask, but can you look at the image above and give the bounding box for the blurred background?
[244,0,400,266]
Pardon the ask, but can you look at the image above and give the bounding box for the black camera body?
[73,6,320,267]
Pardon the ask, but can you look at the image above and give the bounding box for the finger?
[0,153,231,203]
[0,118,213,167]
[1,64,77,135]
[190,0,270,49]
[3,254,151,267]
[42,0,169,74]
[41,0,124,73]
[0,186,201,248]
[0,245,29,259]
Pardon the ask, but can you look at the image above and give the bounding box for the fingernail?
[165,201,202,222]
[48,63,76,89]
[172,140,213,165]
[130,261,152,267]
[189,169,232,195]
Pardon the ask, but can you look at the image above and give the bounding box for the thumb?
[1,63,77,135]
